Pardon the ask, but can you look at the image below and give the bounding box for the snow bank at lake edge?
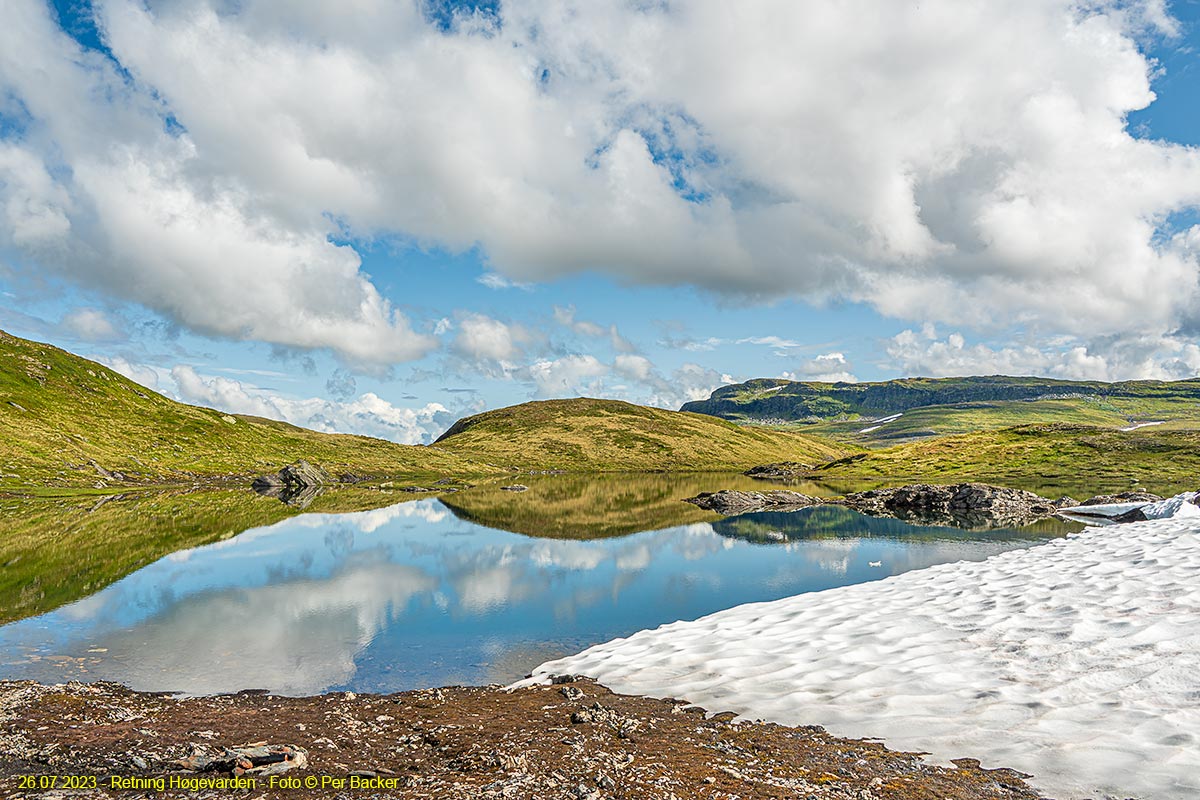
[523,512,1200,800]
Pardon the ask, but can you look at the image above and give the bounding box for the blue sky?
[2,0,1200,442]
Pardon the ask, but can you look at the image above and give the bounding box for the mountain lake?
[0,474,1081,695]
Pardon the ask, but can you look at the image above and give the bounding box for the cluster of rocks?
[742,462,812,480]
[847,483,1072,529]
[687,482,1090,529]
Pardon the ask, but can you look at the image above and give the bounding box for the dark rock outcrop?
[252,460,331,508]
[252,460,330,490]
[278,460,331,487]
[743,462,812,480]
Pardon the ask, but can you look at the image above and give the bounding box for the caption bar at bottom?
[15,774,403,791]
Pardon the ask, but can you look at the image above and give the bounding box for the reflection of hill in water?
[438,473,798,539]
[0,487,416,625]
[713,505,1082,545]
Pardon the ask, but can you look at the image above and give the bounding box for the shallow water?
[0,478,1080,695]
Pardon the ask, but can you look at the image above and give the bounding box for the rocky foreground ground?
[0,679,1046,800]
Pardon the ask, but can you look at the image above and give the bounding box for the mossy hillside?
[814,424,1200,497]
[0,331,859,488]
[434,398,854,472]
[0,330,497,489]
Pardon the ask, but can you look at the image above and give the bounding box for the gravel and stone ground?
[0,678,1046,800]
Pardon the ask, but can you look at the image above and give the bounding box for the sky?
[2,0,1200,444]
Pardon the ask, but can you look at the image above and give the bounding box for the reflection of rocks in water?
[688,483,1078,532]
[860,504,1050,530]
[252,460,332,508]
[848,483,1070,530]
[255,482,325,509]
[711,503,1080,546]
[685,489,821,514]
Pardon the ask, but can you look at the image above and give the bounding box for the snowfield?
[525,511,1200,800]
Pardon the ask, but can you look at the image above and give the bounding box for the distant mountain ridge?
[681,375,1200,424]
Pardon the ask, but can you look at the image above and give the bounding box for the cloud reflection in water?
[0,499,1063,694]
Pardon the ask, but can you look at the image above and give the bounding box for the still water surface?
[0,484,1078,695]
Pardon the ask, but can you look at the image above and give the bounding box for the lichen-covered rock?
[252,461,331,507]
[278,460,331,487]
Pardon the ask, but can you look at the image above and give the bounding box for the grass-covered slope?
[0,329,492,490]
[0,331,850,490]
[815,423,1200,497]
[683,375,1200,446]
[434,398,853,472]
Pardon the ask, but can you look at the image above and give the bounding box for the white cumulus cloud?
[1,0,1197,367]
[885,326,1200,381]
[170,365,453,444]
[60,308,123,342]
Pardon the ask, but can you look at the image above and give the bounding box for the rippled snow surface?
[529,515,1200,800]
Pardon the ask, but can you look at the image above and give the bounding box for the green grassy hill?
[682,376,1200,446]
[433,398,853,472]
[814,423,1200,497]
[0,331,852,490]
[0,330,493,491]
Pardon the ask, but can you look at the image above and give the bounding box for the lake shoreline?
[0,677,1045,799]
